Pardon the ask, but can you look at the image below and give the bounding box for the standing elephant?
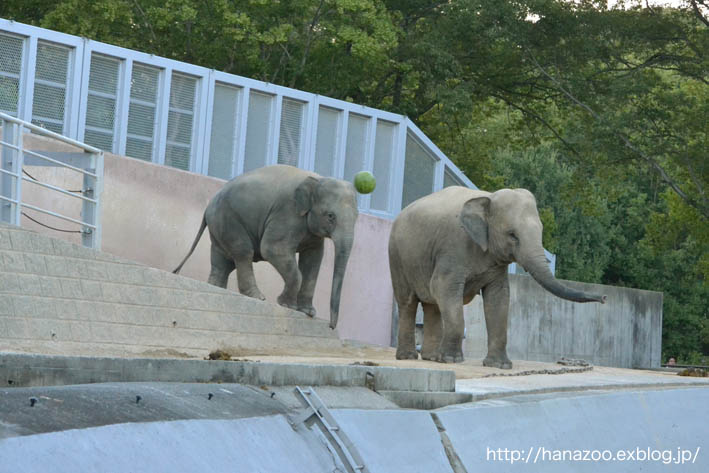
[389,186,606,367]
[174,165,359,329]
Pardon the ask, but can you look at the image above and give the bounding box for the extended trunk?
[329,234,354,328]
[521,254,606,304]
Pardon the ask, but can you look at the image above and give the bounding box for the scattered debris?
[351,361,379,366]
[557,357,591,367]
[259,385,269,391]
[207,393,214,400]
[483,366,593,378]
[678,368,708,377]
[29,397,38,407]
[135,395,142,404]
[206,350,232,361]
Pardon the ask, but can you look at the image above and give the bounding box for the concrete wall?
[463,274,663,368]
[18,133,394,347]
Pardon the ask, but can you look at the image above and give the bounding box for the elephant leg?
[207,244,235,289]
[233,255,266,300]
[395,298,420,360]
[431,273,465,363]
[263,248,302,311]
[296,240,324,317]
[481,273,512,369]
[421,303,442,361]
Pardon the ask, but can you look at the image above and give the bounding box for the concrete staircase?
[0,223,343,359]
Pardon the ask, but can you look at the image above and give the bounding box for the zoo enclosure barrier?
[0,18,475,222]
[0,111,103,249]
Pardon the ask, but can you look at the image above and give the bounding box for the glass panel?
[130,64,160,102]
[126,63,160,161]
[0,33,23,116]
[32,41,71,133]
[208,83,241,179]
[165,144,190,171]
[277,98,304,167]
[0,77,20,115]
[84,129,114,152]
[243,91,273,173]
[344,114,368,182]
[165,73,196,170]
[314,106,340,177]
[34,42,69,83]
[125,137,153,161]
[84,54,120,151]
[402,134,436,209]
[444,166,464,188]
[88,54,119,95]
[169,73,196,110]
[31,83,65,121]
[370,120,396,212]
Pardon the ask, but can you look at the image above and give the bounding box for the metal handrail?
[0,112,101,153]
[0,111,104,249]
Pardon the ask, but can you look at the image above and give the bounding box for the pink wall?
[18,134,395,347]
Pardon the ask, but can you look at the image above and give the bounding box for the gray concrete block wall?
[463,274,663,368]
[0,224,342,358]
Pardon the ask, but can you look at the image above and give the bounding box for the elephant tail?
[173,214,208,274]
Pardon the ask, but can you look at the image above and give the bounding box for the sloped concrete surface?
[0,382,287,438]
[0,382,397,439]
[436,387,708,472]
[332,409,454,473]
[0,416,338,473]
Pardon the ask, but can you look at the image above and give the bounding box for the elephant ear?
[460,196,491,252]
[294,176,320,216]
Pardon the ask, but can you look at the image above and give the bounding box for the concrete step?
[0,224,342,358]
[0,353,457,392]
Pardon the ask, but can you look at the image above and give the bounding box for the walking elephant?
[174,165,359,329]
[389,186,606,367]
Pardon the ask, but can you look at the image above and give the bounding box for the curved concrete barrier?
[0,416,337,473]
[1,386,705,472]
[436,387,708,472]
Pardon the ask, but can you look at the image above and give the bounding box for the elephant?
[173,165,359,329]
[388,186,606,367]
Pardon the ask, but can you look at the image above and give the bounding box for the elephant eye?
[326,212,336,222]
[509,231,519,243]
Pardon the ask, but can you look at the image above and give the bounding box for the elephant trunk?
[329,233,354,329]
[521,253,606,304]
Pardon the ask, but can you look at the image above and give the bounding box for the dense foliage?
[3,0,706,362]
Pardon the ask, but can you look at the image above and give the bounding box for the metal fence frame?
[0,18,476,222]
[0,111,103,249]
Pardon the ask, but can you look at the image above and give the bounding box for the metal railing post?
[13,123,24,226]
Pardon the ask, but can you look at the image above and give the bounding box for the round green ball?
[354,171,376,194]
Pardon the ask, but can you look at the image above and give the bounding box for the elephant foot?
[421,351,438,362]
[297,305,316,318]
[277,294,299,312]
[241,287,266,301]
[436,352,464,363]
[483,355,513,369]
[395,349,419,360]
